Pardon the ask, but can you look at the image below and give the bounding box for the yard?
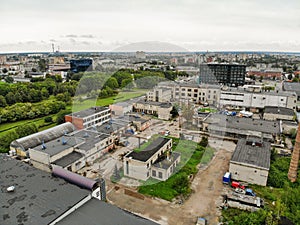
[138,139,209,201]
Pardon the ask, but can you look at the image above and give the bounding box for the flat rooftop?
[231,138,271,169]
[32,136,84,156]
[206,114,280,134]
[0,155,89,225]
[152,152,181,169]
[57,198,158,225]
[126,137,171,162]
[87,121,128,135]
[264,106,295,116]
[68,107,109,118]
[136,100,172,108]
[52,151,84,167]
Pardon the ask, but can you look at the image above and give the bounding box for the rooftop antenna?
[42,140,47,150]
[62,136,67,145]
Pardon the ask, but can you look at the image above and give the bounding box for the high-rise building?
[199,63,246,87]
[70,59,93,73]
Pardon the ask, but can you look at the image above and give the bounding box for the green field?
[0,89,147,140]
[72,89,147,112]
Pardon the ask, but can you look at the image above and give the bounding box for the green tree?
[56,109,71,124]
[5,92,16,105]
[15,124,38,138]
[0,95,7,107]
[41,87,49,99]
[105,77,119,89]
[199,136,208,147]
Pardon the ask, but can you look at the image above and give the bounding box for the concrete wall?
[50,147,74,162]
[29,148,51,165]
[263,113,294,121]
[229,162,269,186]
[65,116,84,130]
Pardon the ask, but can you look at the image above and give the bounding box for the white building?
[220,89,297,110]
[229,138,271,186]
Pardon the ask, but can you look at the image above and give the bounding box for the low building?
[65,107,111,130]
[128,115,151,131]
[124,137,180,181]
[0,154,158,225]
[229,138,271,186]
[133,100,173,120]
[109,101,133,116]
[29,136,85,172]
[203,114,281,142]
[282,81,300,101]
[263,106,295,121]
[10,122,76,157]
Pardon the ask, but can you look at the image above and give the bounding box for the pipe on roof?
[52,166,98,191]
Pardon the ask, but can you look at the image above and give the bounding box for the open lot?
[106,144,235,225]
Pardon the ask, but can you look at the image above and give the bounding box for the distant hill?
[112,41,188,52]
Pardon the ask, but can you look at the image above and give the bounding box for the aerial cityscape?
[1,1,300,225]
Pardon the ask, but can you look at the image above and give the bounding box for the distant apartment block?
[70,58,93,73]
[199,63,246,87]
[65,107,111,130]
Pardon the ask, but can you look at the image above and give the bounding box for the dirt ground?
[106,146,234,225]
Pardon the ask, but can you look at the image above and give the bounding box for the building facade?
[65,107,111,130]
[199,63,246,87]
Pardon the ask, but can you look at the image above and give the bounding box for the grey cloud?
[80,34,95,38]
[65,34,78,38]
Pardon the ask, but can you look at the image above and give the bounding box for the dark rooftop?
[152,152,181,169]
[57,198,158,225]
[126,137,171,162]
[206,114,281,135]
[0,154,89,225]
[52,151,84,167]
[231,138,271,169]
[264,106,295,116]
[68,107,109,119]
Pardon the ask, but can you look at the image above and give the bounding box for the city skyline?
[1,0,300,53]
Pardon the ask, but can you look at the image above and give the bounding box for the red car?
[231,181,245,189]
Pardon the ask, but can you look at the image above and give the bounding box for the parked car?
[234,188,246,194]
[231,181,245,189]
[245,188,256,196]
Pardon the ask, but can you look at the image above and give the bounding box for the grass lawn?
[0,89,147,139]
[72,89,147,112]
[138,140,206,201]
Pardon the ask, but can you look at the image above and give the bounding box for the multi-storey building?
[199,63,246,87]
[220,89,297,111]
[65,107,111,130]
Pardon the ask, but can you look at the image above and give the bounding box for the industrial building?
[10,122,76,158]
[220,88,297,110]
[28,129,114,172]
[202,114,281,142]
[229,138,271,186]
[0,155,158,225]
[199,63,246,87]
[263,106,295,121]
[65,106,111,130]
[123,137,180,181]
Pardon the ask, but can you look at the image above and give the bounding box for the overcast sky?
[1,0,300,52]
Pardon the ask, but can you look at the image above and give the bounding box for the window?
[126,161,129,174]
[152,170,156,177]
[158,172,162,179]
[281,99,284,101]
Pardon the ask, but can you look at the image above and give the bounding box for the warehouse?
[229,138,271,186]
[0,155,158,225]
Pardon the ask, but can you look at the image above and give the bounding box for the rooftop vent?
[7,186,15,192]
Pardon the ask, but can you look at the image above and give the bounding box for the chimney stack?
[288,123,300,182]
